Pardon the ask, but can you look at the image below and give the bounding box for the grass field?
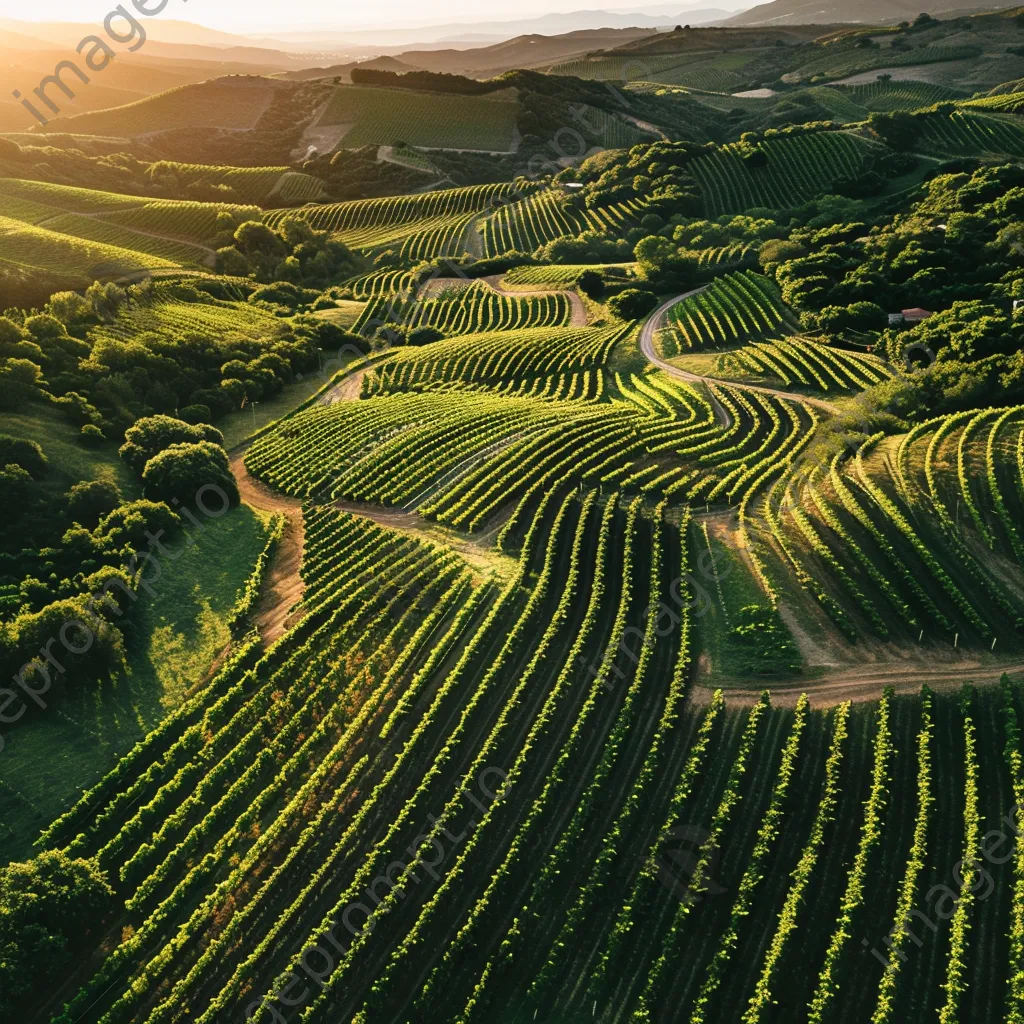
[0,402,136,496]
[0,178,259,275]
[0,213,177,278]
[142,162,327,205]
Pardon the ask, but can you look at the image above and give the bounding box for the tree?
[95,499,180,552]
[67,479,122,527]
[0,358,44,408]
[758,238,805,271]
[44,291,94,330]
[867,111,921,152]
[119,415,224,476]
[0,851,113,1020]
[633,234,675,273]
[141,441,240,509]
[0,464,34,518]
[233,221,285,258]
[0,434,47,478]
[85,280,127,321]
[816,301,887,334]
[607,288,659,320]
[216,246,251,277]
[407,326,445,346]
[179,403,213,425]
[0,316,23,347]
[577,269,605,298]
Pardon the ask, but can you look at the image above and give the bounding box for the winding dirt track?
[230,447,306,644]
[638,289,842,420]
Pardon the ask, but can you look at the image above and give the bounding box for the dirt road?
[230,447,306,644]
[638,290,842,421]
[691,658,1024,708]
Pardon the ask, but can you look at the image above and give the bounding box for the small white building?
[889,307,933,326]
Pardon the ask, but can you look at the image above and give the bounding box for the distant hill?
[0,46,297,132]
[394,8,734,39]
[16,62,720,172]
[278,56,424,83]
[0,28,54,49]
[395,28,667,76]
[0,16,265,50]
[725,0,1002,25]
[242,7,740,49]
[605,22,834,53]
[276,26,678,80]
[0,17,309,70]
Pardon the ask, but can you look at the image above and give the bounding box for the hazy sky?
[2,0,739,33]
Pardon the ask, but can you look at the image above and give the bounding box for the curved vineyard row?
[265,181,520,234]
[730,337,894,392]
[362,324,625,394]
[688,131,878,217]
[660,271,788,354]
[480,187,646,256]
[353,282,574,338]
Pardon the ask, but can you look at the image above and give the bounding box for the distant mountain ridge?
[725,0,1006,25]
[243,7,743,48]
[276,27,683,80]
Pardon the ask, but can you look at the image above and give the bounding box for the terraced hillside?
[36,243,1024,1021]
[480,188,647,256]
[687,131,880,218]
[268,181,518,256]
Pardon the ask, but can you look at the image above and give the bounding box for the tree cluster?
[1,279,322,437]
[0,852,114,1021]
[217,216,360,286]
